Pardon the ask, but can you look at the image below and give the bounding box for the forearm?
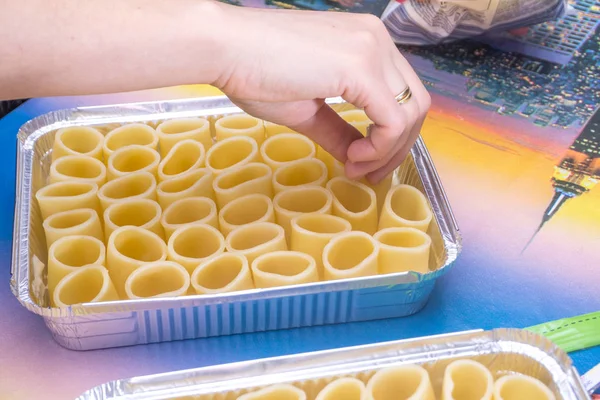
[0,0,229,100]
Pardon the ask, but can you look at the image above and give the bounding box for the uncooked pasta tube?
[260,133,316,171]
[167,224,226,274]
[191,253,254,295]
[157,168,215,210]
[264,121,298,137]
[493,375,555,400]
[237,384,306,400]
[339,109,372,136]
[107,226,168,297]
[212,162,273,209]
[218,193,275,237]
[361,174,393,216]
[315,378,366,400]
[104,199,164,241]
[442,359,493,400]
[102,123,159,161]
[316,146,345,180]
[366,365,435,400]
[273,186,332,242]
[53,265,119,307]
[51,126,104,162]
[97,171,157,211]
[251,251,319,288]
[49,155,107,187]
[35,181,101,220]
[373,227,432,275]
[327,177,378,235]
[205,136,260,175]
[156,117,212,156]
[47,235,106,304]
[272,158,328,194]
[379,184,433,232]
[107,144,161,180]
[158,139,205,182]
[214,114,265,145]
[124,261,190,299]
[225,222,287,265]
[43,208,104,248]
[161,197,219,239]
[322,231,379,281]
[290,213,352,279]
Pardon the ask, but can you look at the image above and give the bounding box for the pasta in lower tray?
[34,104,441,307]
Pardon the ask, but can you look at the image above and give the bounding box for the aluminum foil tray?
[10,96,462,351]
[76,328,590,399]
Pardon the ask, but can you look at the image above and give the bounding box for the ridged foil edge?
[75,328,589,400]
[10,96,462,318]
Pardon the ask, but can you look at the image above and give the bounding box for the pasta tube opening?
[125,261,190,299]
[167,224,225,273]
[272,158,328,194]
[156,117,212,156]
[43,208,104,247]
[161,197,218,239]
[206,136,259,175]
[191,253,254,294]
[260,133,316,171]
[251,251,318,288]
[157,168,214,209]
[366,365,435,400]
[374,228,432,275]
[443,360,493,400]
[97,171,157,211]
[215,114,265,144]
[237,384,306,400]
[273,186,332,241]
[53,265,118,307]
[107,144,160,180]
[379,184,433,232]
[493,375,555,400]
[50,155,107,186]
[315,377,366,400]
[226,222,287,264]
[219,193,274,237]
[104,199,164,241]
[339,109,372,136]
[103,123,158,161]
[327,177,377,235]
[322,231,379,280]
[52,126,104,162]
[213,162,273,208]
[35,181,100,220]
[158,139,206,182]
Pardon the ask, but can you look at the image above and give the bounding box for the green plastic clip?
[525,311,600,353]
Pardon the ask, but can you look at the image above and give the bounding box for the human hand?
[213,4,431,183]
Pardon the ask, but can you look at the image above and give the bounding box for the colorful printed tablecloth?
[0,4,598,398]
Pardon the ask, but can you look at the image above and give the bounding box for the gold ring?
[395,87,412,104]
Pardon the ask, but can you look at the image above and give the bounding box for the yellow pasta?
[327,177,378,235]
[259,133,316,171]
[53,265,119,307]
[161,197,219,239]
[237,384,306,400]
[290,213,352,279]
[225,222,287,265]
[156,168,215,210]
[43,208,104,248]
[251,251,318,288]
[361,174,393,216]
[103,123,158,162]
[157,139,206,182]
[167,224,225,274]
[272,158,328,194]
[379,184,433,232]
[273,186,332,242]
[316,146,345,181]
[51,126,104,162]
[47,235,106,305]
[97,171,157,211]
[124,261,190,299]
[205,136,260,176]
[35,181,101,221]
[156,117,212,156]
[322,231,379,281]
[264,120,298,137]
[315,377,366,400]
[442,360,493,400]
[366,365,435,400]
[492,375,555,400]
[103,199,164,241]
[215,114,265,145]
[218,193,275,237]
[339,109,372,136]
[373,227,432,275]
[107,144,161,181]
[191,253,254,295]
[212,162,273,209]
[107,226,168,298]
[49,154,107,187]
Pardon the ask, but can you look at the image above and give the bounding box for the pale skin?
[0,0,430,183]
